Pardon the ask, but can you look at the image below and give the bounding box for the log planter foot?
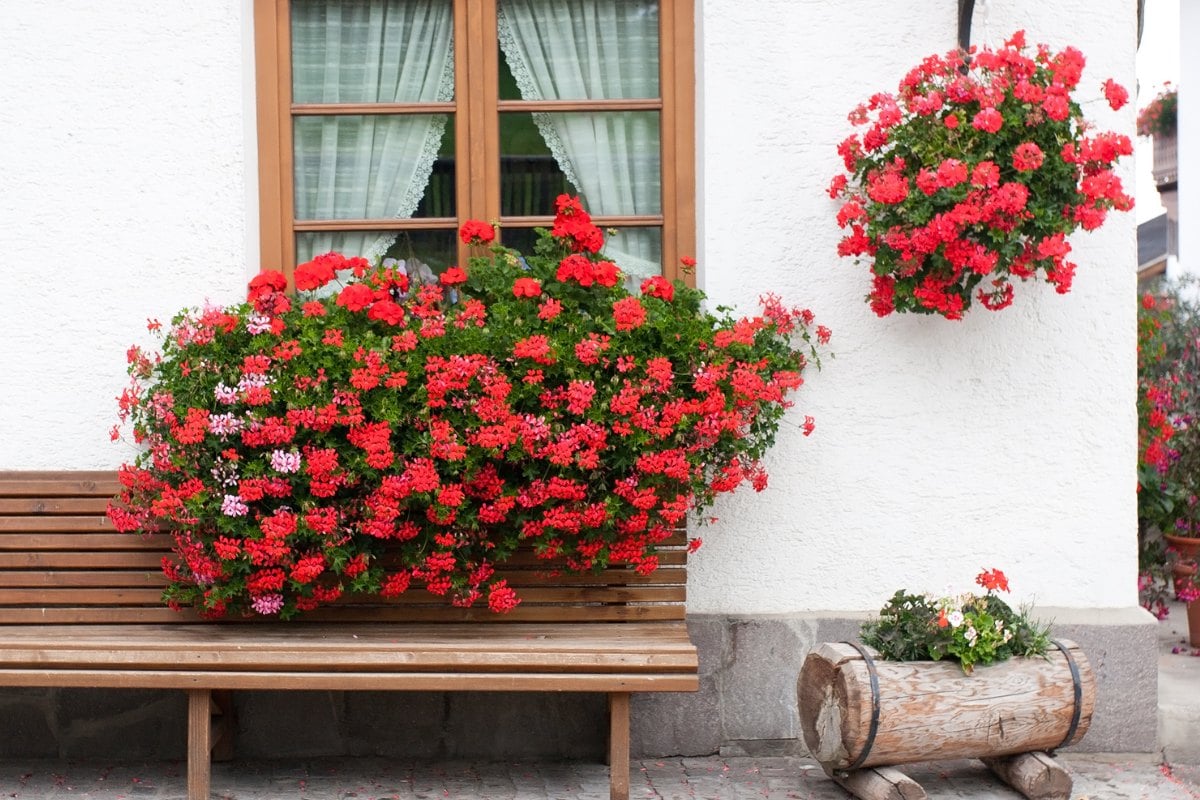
[831,765,927,800]
[828,751,1071,800]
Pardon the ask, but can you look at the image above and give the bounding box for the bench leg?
[608,692,631,800]
[187,689,212,800]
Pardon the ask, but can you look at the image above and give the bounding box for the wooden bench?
[0,471,698,800]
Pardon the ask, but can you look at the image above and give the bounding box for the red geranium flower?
[336,283,376,312]
[439,267,468,286]
[459,219,495,246]
[512,277,542,298]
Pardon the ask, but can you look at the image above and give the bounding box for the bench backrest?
[0,471,687,625]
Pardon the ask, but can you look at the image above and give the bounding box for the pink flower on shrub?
[972,107,1003,133]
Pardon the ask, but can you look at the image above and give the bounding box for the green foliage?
[1137,283,1200,617]
[860,570,1051,674]
[1137,86,1177,138]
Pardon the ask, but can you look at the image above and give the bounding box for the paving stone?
[0,754,1198,799]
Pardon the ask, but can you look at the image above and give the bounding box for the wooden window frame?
[253,0,695,284]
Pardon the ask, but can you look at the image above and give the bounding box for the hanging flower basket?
[831,30,1133,320]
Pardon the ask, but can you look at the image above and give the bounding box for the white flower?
[947,610,965,628]
[965,625,978,644]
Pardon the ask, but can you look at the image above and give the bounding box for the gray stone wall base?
[0,608,1156,759]
[632,607,1159,758]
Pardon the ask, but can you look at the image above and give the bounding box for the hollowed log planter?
[797,640,1094,773]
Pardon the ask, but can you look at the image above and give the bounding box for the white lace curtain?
[292,0,454,264]
[498,0,663,279]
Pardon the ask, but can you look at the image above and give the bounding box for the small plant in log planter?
[860,567,1050,673]
[798,569,1093,800]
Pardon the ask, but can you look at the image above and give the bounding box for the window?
[253,0,695,284]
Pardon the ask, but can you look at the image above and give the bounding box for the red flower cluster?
[1137,293,1177,480]
[110,197,828,619]
[459,219,496,246]
[1136,84,1176,138]
[975,568,1010,593]
[832,30,1133,320]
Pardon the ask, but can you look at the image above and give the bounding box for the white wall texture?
[0,2,252,471]
[0,2,1138,615]
[689,0,1138,613]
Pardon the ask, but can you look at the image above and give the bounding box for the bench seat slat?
[0,622,697,674]
[0,621,695,647]
[0,668,699,692]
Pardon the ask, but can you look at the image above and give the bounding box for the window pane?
[291,0,455,105]
[296,228,457,271]
[497,0,659,100]
[500,226,662,280]
[294,115,454,221]
[499,112,660,217]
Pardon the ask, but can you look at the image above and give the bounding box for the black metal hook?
[958,0,976,53]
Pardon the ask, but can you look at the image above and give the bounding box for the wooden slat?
[491,549,686,568]
[0,588,166,605]
[0,668,700,693]
[0,586,682,607]
[0,552,166,569]
[0,602,684,625]
[0,532,169,550]
[0,497,111,514]
[0,472,120,497]
[0,570,168,588]
[0,621,693,646]
[286,603,686,623]
[0,569,682,591]
[338,586,685,605]
[0,647,696,674]
[0,515,115,532]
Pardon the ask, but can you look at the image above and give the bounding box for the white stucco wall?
[689,0,1138,612]
[0,2,252,469]
[0,1,1137,614]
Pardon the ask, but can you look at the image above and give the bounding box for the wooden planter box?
[797,640,1094,773]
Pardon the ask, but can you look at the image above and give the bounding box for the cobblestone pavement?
[1,755,1198,800]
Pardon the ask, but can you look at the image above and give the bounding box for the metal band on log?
[796,639,1095,772]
